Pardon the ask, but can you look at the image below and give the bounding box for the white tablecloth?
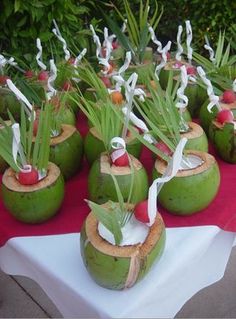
[0,226,235,318]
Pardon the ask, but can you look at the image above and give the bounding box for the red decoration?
[134,200,150,223]
[216,109,234,124]
[18,168,39,186]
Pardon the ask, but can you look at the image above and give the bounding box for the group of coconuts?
[0,18,235,292]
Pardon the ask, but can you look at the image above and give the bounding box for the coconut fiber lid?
[0,115,235,247]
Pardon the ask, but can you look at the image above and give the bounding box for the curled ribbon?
[12,123,27,170]
[117,51,132,76]
[204,36,216,64]
[90,24,102,59]
[36,38,47,70]
[185,20,193,64]
[197,66,221,112]
[6,79,34,119]
[52,20,70,61]
[147,137,187,226]
[176,25,183,61]
[155,41,172,78]
[122,107,155,144]
[176,65,189,109]
[110,137,127,162]
[47,59,57,100]
[148,25,162,53]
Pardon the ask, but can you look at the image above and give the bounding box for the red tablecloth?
[0,115,236,247]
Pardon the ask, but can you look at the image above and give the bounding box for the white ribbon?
[155,41,172,78]
[12,123,27,170]
[197,66,221,112]
[90,24,102,60]
[36,38,47,70]
[0,54,17,70]
[125,73,146,103]
[149,26,162,53]
[185,20,193,64]
[176,66,188,109]
[110,137,126,162]
[176,25,183,61]
[117,51,132,76]
[204,36,216,64]
[47,59,57,100]
[52,20,70,61]
[103,27,113,61]
[147,137,187,226]
[122,107,155,144]
[74,48,87,66]
[6,79,33,118]
[233,79,236,92]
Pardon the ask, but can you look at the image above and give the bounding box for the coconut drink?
[153,150,220,215]
[209,109,236,163]
[81,164,167,290]
[132,68,208,155]
[88,149,148,204]
[0,101,64,223]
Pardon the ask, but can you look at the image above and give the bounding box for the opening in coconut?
[2,162,61,193]
[155,150,216,177]
[100,153,143,175]
[85,208,164,258]
[50,124,77,145]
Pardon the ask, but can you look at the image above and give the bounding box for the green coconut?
[84,127,142,165]
[80,207,165,290]
[1,162,64,223]
[158,61,184,89]
[184,82,208,118]
[126,61,154,84]
[199,100,236,135]
[199,100,218,134]
[153,150,220,215]
[0,88,21,120]
[88,153,148,204]
[181,122,208,152]
[49,124,83,180]
[209,120,236,163]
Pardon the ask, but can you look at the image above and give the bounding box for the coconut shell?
[181,122,208,152]
[2,162,64,223]
[209,120,236,163]
[80,206,165,290]
[49,124,83,180]
[153,150,220,215]
[84,127,142,165]
[88,153,149,204]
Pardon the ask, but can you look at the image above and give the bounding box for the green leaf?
[86,200,123,245]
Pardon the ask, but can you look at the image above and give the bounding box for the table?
[0,227,235,318]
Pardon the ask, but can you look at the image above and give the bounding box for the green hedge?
[0,0,235,66]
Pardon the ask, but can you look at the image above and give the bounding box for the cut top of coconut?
[212,119,235,130]
[50,124,77,146]
[180,122,204,139]
[100,153,142,175]
[85,207,165,258]
[98,214,149,246]
[2,162,61,193]
[155,150,216,178]
[219,101,236,109]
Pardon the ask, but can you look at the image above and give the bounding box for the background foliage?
[0,0,235,66]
